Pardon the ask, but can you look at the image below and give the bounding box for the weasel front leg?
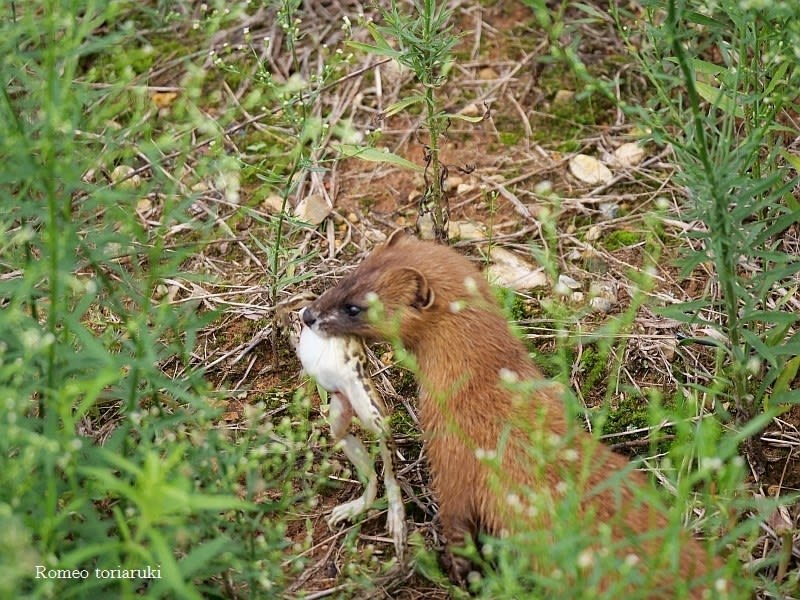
[327,393,378,527]
[438,498,477,584]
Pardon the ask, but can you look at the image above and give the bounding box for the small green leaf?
[346,41,402,59]
[683,11,726,29]
[765,60,791,96]
[149,529,204,600]
[366,22,394,50]
[445,112,486,123]
[740,311,800,326]
[690,59,725,76]
[335,144,422,172]
[184,493,256,512]
[780,148,800,172]
[384,95,425,117]
[179,537,232,577]
[572,2,609,20]
[770,388,800,405]
[773,355,800,398]
[694,81,745,118]
[741,328,776,367]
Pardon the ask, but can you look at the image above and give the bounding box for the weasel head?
[302,231,499,350]
[301,232,436,346]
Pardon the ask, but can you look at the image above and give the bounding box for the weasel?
[302,231,724,597]
[296,316,405,558]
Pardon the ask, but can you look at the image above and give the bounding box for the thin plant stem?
[666,0,750,417]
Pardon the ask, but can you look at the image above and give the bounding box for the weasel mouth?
[299,306,315,326]
[299,307,328,336]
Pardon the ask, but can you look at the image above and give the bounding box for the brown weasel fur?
[302,232,724,597]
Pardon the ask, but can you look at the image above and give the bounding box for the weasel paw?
[443,551,473,586]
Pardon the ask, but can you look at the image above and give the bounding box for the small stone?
[456,182,477,195]
[460,103,481,117]
[364,228,388,243]
[571,291,584,303]
[558,274,581,290]
[589,281,617,299]
[656,337,677,361]
[588,280,617,313]
[136,197,153,216]
[188,201,204,217]
[590,297,614,313]
[488,263,547,291]
[451,221,485,241]
[416,212,436,240]
[585,224,602,241]
[262,195,285,214]
[554,281,571,297]
[444,176,463,191]
[569,154,613,185]
[294,193,331,225]
[613,142,645,167]
[553,90,575,104]
[533,180,553,196]
[599,203,619,220]
[111,165,141,188]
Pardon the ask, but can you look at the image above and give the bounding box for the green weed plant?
[618,0,800,422]
[350,0,469,241]
[0,1,322,598]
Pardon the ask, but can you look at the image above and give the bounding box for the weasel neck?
[406,308,533,397]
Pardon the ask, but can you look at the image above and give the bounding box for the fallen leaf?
[486,247,547,291]
[150,91,178,109]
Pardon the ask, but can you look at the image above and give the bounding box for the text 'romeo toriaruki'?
[35,566,162,580]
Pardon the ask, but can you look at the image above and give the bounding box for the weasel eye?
[343,304,363,317]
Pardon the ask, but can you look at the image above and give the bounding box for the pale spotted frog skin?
[297,311,405,560]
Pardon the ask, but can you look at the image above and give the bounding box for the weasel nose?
[301,308,316,327]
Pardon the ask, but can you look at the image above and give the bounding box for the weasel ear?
[386,228,410,247]
[394,267,435,310]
